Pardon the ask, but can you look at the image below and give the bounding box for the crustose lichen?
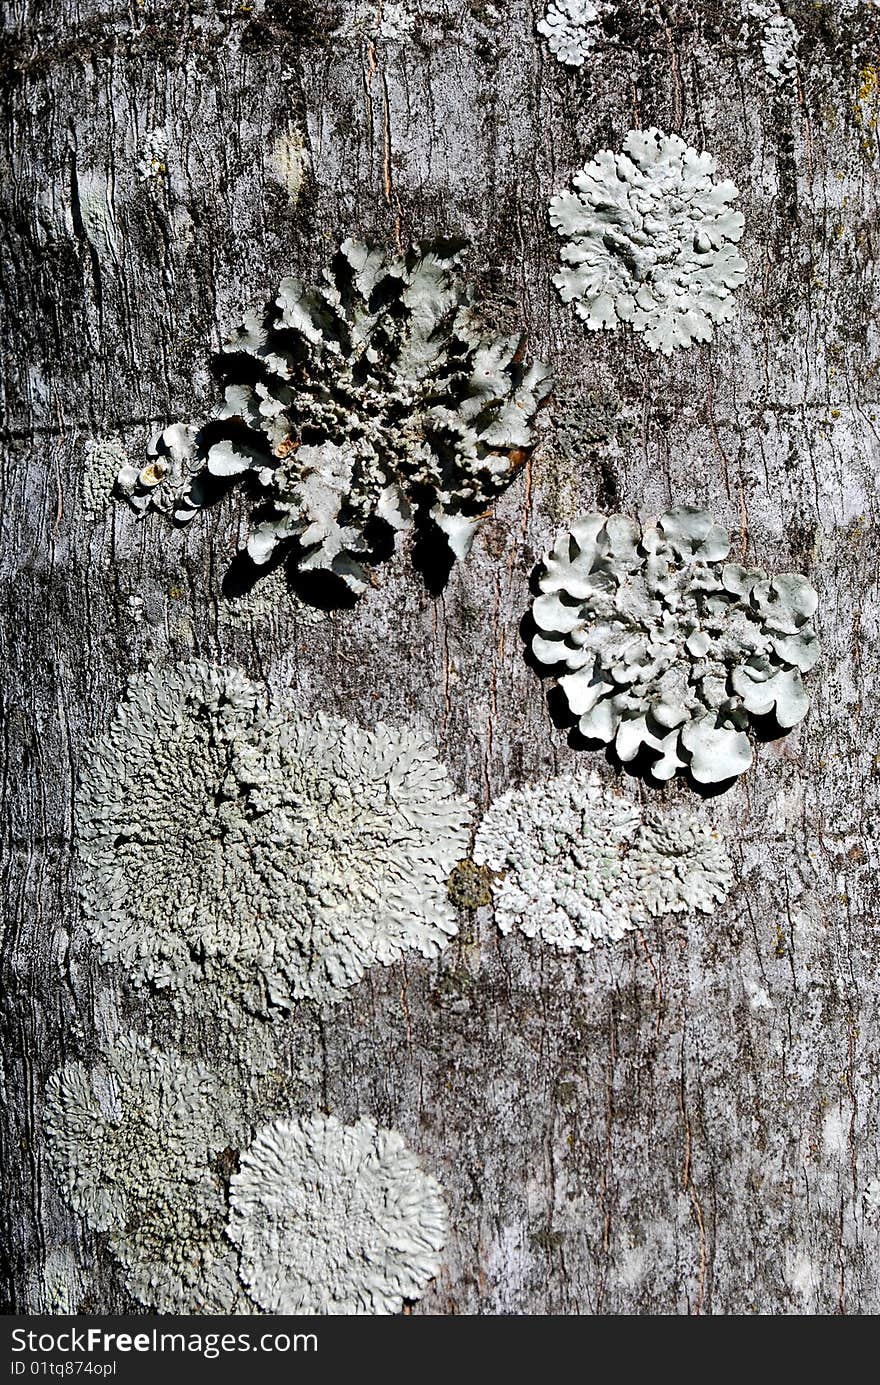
[228,1114,448,1315]
[76,661,472,1011]
[44,1035,247,1313]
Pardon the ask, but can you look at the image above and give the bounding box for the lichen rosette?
[530,509,819,784]
[119,240,550,595]
[549,128,747,354]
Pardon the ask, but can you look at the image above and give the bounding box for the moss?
[447,859,494,911]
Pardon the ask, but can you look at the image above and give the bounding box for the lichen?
[267,129,310,203]
[228,1114,447,1314]
[119,239,550,594]
[137,127,168,182]
[744,3,798,85]
[76,661,471,1010]
[218,564,328,629]
[44,1035,246,1313]
[473,767,733,951]
[530,510,820,785]
[81,438,127,518]
[549,128,747,355]
[537,1,612,66]
[335,1,416,42]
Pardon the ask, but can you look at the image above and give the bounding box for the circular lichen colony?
[119,240,551,595]
[473,767,734,952]
[549,127,747,354]
[44,1036,245,1313]
[228,1114,448,1315]
[76,662,471,1009]
[530,510,820,785]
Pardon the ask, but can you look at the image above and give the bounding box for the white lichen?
[44,1035,245,1313]
[530,510,820,785]
[549,128,747,355]
[228,1114,447,1314]
[744,3,799,84]
[335,2,416,42]
[137,127,168,182]
[473,767,733,952]
[537,1,612,67]
[82,438,127,518]
[267,129,311,204]
[76,661,471,1010]
[119,240,550,594]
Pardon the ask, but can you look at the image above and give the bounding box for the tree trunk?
[2,0,879,1316]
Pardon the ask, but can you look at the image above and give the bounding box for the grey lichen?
[537,1,612,66]
[82,438,128,518]
[218,564,327,629]
[137,127,168,182]
[549,128,747,355]
[228,1114,448,1314]
[335,1,416,42]
[119,240,550,594]
[44,1035,246,1313]
[76,661,471,1010]
[472,767,733,952]
[530,510,820,785]
[744,3,798,85]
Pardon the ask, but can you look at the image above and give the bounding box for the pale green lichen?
[473,766,733,951]
[120,240,551,595]
[44,1035,248,1313]
[76,662,471,1011]
[550,128,747,355]
[530,510,820,785]
[228,1114,448,1314]
[82,438,127,518]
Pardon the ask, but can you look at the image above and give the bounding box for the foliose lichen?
[549,128,747,354]
[537,1,612,66]
[118,240,550,594]
[530,510,820,784]
[473,766,733,951]
[228,1114,448,1314]
[335,1,416,42]
[76,661,471,1010]
[44,1035,246,1313]
[744,3,798,85]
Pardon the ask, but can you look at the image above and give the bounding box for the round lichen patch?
[228,1114,448,1315]
[44,1035,246,1313]
[76,662,471,1010]
[473,767,734,953]
[530,509,820,785]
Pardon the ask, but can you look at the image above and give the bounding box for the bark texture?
[2,0,880,1315]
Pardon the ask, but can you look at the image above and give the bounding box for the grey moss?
[530,510,820,785]
[228,1114,448,1315]
[119,240,551,595]
[75,661,472,1011]
[44,1035,249,1313]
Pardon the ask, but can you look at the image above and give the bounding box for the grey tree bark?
[2,0,879,1315]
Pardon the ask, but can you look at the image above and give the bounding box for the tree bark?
[2,0,880,1315]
